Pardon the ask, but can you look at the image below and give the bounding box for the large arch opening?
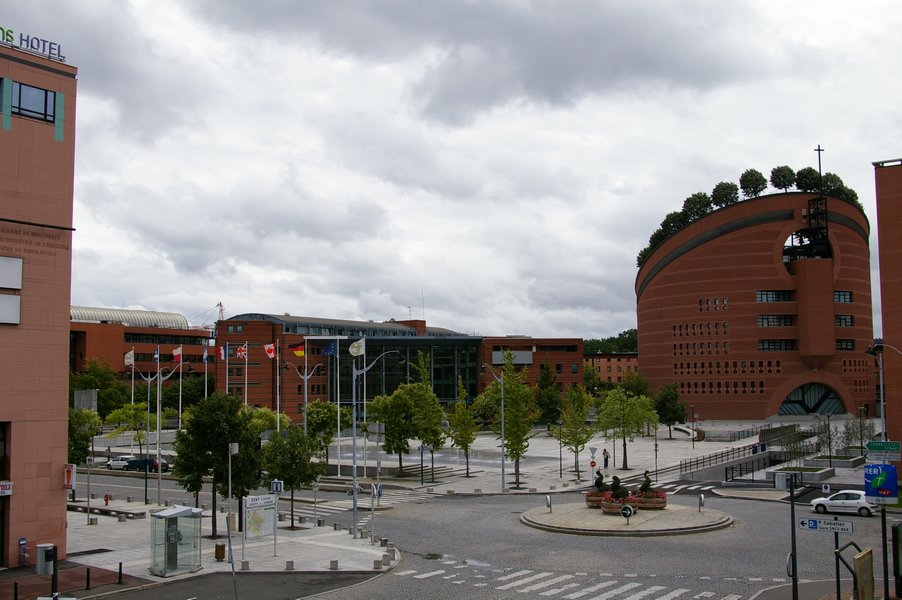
[779,382,845,415]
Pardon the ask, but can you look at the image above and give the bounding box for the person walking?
[602,448,610,469]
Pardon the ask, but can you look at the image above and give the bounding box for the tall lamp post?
[484,364,506,491]
[857,406,868,457]
[865,341,898,441]
[557,420,563,479]
[690,404,696,450]
[284,362,324,435]
[305,335,348,474]
[349,349,399,539]
[155,362,187,505]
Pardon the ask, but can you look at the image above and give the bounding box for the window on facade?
[555,363,562,373]
[835,315,853,327]
[834,291,853,303]
[571,363,578,373]
[8,81,56,123]
[757,339,797,352]
[757,315,795,327]
[723,297,728,310]
[836,339,855,351]
[756,290,793,303]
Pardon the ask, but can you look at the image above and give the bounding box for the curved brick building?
[636,192,874,419]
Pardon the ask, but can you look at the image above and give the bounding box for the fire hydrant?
[103,494,111,506]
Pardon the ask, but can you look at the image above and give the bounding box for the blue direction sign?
[865,463,899,504]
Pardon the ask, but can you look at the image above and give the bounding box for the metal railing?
[729,423,773,442]
[724,457,770,483]
[679,443,762,474]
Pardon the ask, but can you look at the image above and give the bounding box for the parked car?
[106,455,135,470]
[810,490,876,517]
[125,458,167,473]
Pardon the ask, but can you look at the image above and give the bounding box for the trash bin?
[215,543,226,562]
[35,543,55,576]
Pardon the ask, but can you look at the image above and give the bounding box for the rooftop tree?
[770,165,796,192]
[739,168,767,198]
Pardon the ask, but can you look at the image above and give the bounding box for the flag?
[264,343,276,359]
[288,343,305,357]
[153,347,159,363]
[349,338,365,357]
[322,341,337,356]
[172,346,183,363]
[219,344,227,361]
[236,343,248,359]
[123,349,135,367]
[203,348,208,364]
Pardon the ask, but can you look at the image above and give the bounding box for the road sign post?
[865,463,899,504]
[797,518,854,533]
[866,440,901,462]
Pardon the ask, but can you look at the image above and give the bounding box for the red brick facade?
[636,192,874,419]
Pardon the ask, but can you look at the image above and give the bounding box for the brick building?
[636,191,875,419]
[0,40,76,565]
[584,352,639,385]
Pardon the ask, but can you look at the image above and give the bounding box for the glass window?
[9,81,56,123]
[835,315,853,327]
[834,291,852,303]
[756,290,793,303]
[836,339,854,351]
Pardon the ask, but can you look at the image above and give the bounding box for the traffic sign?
[865,463,899,504]
[620,505,634,519]
[797,518,853,533]
[866,440,900,462]
[589,460,597,468]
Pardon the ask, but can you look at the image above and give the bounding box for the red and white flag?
[172,346,183,363]
[219,344,227,361]
[236,344,248,360]
[263,343,276,359]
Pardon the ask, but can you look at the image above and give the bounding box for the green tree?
[68,408,101,466]
[584,329,638,354]
[262,426,324,526]
[620,372,651,399]
[409,351,447,483]
[654,384,685,439]
[105,402,156,457]
[534,362,562,427]
[173,393,261,537]
[770,165,796,192]
[739,168,768,198]
[681,192,712,222]
[369,388,417,476]
[583,364,605,395]
[305,400,351,462]
[446,376,479,477]
[70,358,129,418]
[472,353,537,488]
[161,372,209,415]
[554,385,596,481]
[711,181,740,208]
[795,166,820,192]
[595,387,657,470]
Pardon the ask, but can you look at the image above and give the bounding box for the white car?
[810,490,876,517]
[106,455,135,470]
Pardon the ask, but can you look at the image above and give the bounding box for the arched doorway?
[779,382,845,415]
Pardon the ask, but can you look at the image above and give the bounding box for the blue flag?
[322,341,337,356]
[153,347,159,363]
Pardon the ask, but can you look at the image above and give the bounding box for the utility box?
[35,543,55,576]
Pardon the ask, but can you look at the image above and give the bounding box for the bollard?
[298,516,307,524]
[329,560,339,570]
[529,488,537,493]
[380,538,388,547]
[126,496,133,503]
[427,488,434,493]
[373,559,382,570]
[86,567,91,590]
[278,513,286,522]
[88,517,98,526]
[550,485,557,491]
[474,488,481,494]
[382,553,391,566]
[240,560,249,571]
[220,506,227,513]
[90,492,96,500]
[285,560,294,571]
[14,581,17,599]
[117,514,127,522]
[316,518,325,527]
[201,503,208,511]
[446,490,455,495]
[118,562,123,584]
[333,523,341,531]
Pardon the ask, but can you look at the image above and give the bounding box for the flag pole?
[244,341,248,407]
[203,346,208,398]
[336,345,341,477]
[276,342,281,433]
[177,346,183,430]
[130,347,135,454]
[225,342,230,397]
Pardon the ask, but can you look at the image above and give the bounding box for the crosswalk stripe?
[541,582,582,596]
[653,589,690,599]
[623,585,666,599]
[718,596,741,600]
[392,569,416,576]
[413,569,445,579]
[563,580,618,598]
[588,582,642,599]
[495,569,533,581]
[518,574,575,593]
[496,572,555,590]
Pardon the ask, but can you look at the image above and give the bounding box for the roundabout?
[520,501,734,536]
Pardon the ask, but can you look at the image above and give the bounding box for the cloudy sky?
[8,2,900,337]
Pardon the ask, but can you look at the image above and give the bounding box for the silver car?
[810,490,876,517]
[105,455,135,470]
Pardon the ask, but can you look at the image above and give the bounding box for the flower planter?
[584,494,608,509]
[632,496,667,510]
[600,501,634,515]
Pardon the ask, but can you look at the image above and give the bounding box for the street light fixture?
[557,419,563,479]
[350,349,400,539]
[484,364,506,492]
[690,404,696,450]
[865,341,899,441]
[284,362,324,435]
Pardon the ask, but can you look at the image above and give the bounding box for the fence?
[679,443,763,474]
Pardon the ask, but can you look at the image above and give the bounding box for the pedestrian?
[602,448,610,469]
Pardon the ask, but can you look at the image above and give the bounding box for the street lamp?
[484,364,506,491]
[350,349,399,539]
[284,362,324,435]
[690,404,696,449]
[865,341,899,441]
[825,412,833,468]
[857,405,868,457]
[557,419,563,479]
